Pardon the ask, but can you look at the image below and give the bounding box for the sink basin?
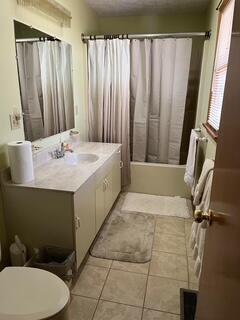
[77,153,99,164]
[64,153,99,166]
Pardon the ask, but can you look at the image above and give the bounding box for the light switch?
[10,108,21,130]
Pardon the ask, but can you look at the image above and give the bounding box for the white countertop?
[5,142,121,193]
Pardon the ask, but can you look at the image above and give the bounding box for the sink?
[64,153,99,166]
[77,153,99,164]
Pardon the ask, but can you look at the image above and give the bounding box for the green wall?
[195,0,219,159]
[99,13,207,34]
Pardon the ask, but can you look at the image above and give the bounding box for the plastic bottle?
[10,235,27,266]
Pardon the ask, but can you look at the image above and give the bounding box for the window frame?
[205,0,234,141]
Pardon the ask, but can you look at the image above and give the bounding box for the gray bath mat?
[90,207,155,263]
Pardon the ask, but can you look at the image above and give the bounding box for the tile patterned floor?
[69,215,198,320]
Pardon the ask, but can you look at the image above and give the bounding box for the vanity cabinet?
[96,171,112,232]
[74,176,96,267]
[112,149,121,202]
[95,149,121,232]
[2,145,121,270]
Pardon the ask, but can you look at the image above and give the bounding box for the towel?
[184,129,199,190]
[193,159,214,206]
[189,169,214,278]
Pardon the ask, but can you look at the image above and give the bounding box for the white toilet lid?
[0,267,70,320]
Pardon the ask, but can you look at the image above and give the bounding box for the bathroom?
[0,0,239,319]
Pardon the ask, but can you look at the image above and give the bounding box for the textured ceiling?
[85,0,211,16]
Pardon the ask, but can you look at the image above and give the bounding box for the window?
[206,0,235,138]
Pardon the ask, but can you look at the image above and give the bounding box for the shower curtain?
[17,41,74,140]
[16,42,44,141]
[131,38,192,164]
[88,39,131,186]
[37,41,74,137]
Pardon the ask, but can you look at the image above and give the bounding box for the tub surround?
[2,142,122,269]
[126,162,191,199]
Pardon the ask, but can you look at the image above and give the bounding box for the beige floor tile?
[155,217,185,236]
[142,309,180,320]
[149,251,188,281]
[186,240,193,257]
[87,255,112,268]
[101,269,147,307]
[153,233,186,255]
[111,260,149,275]
[188,257,199,284]
[145,276,188,314]
[68,296,98,320]
[184,220,193,240]
[72,265,109,299]
[93,300,142,320]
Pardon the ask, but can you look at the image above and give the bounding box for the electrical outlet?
[10,109,21,130]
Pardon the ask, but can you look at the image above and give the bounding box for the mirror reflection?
[14,21,75,142]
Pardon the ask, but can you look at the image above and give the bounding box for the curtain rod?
[81,31,211,43]
[16,37,60,43]
[216,0,223,10]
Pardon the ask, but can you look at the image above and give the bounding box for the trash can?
[31,246,75,280]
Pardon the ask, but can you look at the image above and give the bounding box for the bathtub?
[125,162,191,199]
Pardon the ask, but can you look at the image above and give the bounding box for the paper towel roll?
[8,141,34,184]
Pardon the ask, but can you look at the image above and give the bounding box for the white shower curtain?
[131,38,192,164]
[88,39,131,186]
[16,42,44,141]
[37,41,74,137]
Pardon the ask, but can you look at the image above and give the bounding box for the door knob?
[194,209,229,225]
[194,209,212,224]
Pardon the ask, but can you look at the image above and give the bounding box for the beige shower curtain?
[131,38,192,164]
[88,39,131,186]
[16,42,44,141]
[37,41,74,137]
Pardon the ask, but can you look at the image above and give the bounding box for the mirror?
[14,21,75,142]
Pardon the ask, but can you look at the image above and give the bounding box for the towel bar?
[194,128,208,143]
[197,137,208,142]
[192,129,208,192]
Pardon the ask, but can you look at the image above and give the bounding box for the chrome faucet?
[51,143,65,159]
[51,142,74,159]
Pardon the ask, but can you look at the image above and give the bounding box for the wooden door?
[196,2,240,319]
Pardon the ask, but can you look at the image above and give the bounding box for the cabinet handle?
[75,216,80,229]
[120,161,123,169]
[105,178,109,188]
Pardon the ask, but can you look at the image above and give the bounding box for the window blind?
[208,0,235,131]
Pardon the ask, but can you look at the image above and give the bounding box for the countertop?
[4,142,121,193]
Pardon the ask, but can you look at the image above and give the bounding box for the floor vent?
[180,288,198,320]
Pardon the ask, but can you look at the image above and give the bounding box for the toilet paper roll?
[8,141,34,184]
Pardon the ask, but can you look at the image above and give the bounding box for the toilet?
[0,267,70,320]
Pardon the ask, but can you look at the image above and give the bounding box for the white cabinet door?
[74,177,96,268]
[95,149,122,236]
[112,149,121,202]
[104,170,113,215]
[96,180,106,232]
